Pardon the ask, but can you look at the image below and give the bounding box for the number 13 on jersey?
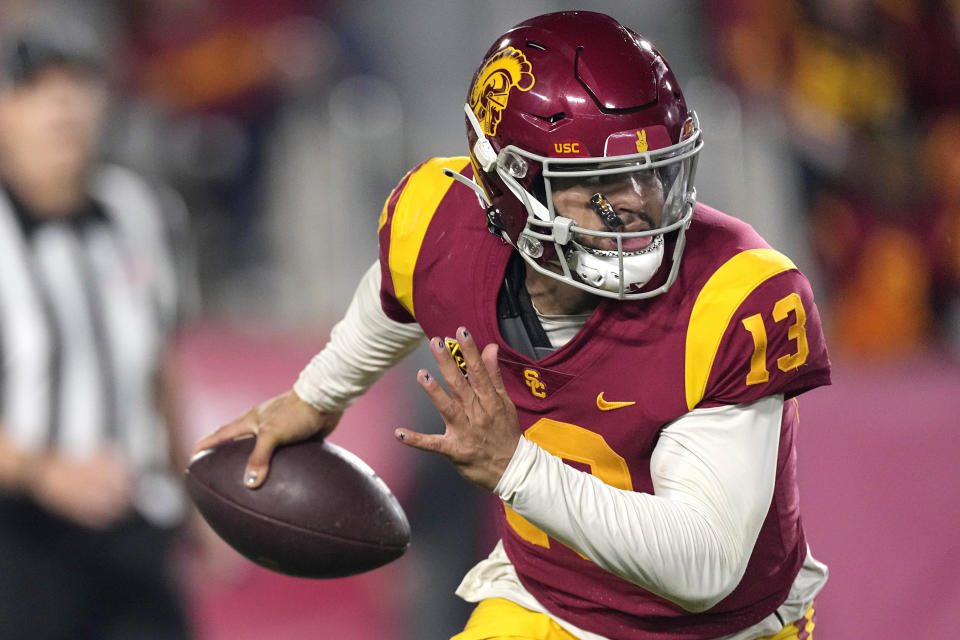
[741,292,809,386]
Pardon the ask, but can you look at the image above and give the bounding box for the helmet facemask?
[466,104,702,300]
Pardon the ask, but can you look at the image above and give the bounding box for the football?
[185,436,410,578]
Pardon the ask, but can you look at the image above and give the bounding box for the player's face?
[550,169,665,252]
[0,66,106,181]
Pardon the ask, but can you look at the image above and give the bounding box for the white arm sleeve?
[293,261,426,412]
[494,394,784,613]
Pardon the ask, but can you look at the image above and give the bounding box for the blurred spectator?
[709,0,960,359]
[0,22,196,639]
[115,0,339,309]
[923,110,960,348]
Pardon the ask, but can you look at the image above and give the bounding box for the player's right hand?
[191,390,342,489]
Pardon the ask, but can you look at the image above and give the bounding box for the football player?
[194,11,830,640]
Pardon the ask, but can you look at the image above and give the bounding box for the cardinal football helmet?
[457,11,702,299]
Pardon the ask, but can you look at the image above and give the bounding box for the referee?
[0,26,192,639]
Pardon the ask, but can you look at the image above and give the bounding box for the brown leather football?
[186,436,410,578]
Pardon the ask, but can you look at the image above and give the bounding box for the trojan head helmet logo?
[469,47,535,137]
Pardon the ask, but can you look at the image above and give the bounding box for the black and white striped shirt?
[0,164,185,526]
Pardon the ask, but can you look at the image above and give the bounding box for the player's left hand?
[396,326,521,491]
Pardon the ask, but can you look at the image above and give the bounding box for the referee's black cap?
[0,23,105,88]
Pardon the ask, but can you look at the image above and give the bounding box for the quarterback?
[195,11,830,640]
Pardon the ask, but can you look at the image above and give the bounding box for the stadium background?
[2,0,958,637]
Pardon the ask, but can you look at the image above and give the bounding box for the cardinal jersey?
[377,157,831,640]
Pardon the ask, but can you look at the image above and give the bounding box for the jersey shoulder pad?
[684,248,831,410]
[377,157,471,321]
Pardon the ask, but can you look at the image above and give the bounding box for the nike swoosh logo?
[596,392,636,411]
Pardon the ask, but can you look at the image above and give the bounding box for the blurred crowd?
[708,0,960,360]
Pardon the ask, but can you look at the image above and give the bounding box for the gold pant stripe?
[451,599,816,640]
[450,598,579,640]
[762,603,816,640]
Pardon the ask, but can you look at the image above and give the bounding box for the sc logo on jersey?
[523,369,546,398]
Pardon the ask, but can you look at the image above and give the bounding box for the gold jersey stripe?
[386,156,470,317]
[379,165,419,232]
[685,248,797,411]
[378,187,398,231]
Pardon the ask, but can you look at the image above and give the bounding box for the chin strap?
[442,167,491,207]
[442,165,507,238]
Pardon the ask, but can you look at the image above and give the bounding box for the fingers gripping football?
[191,390,342,489]
[396,327,521,491]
